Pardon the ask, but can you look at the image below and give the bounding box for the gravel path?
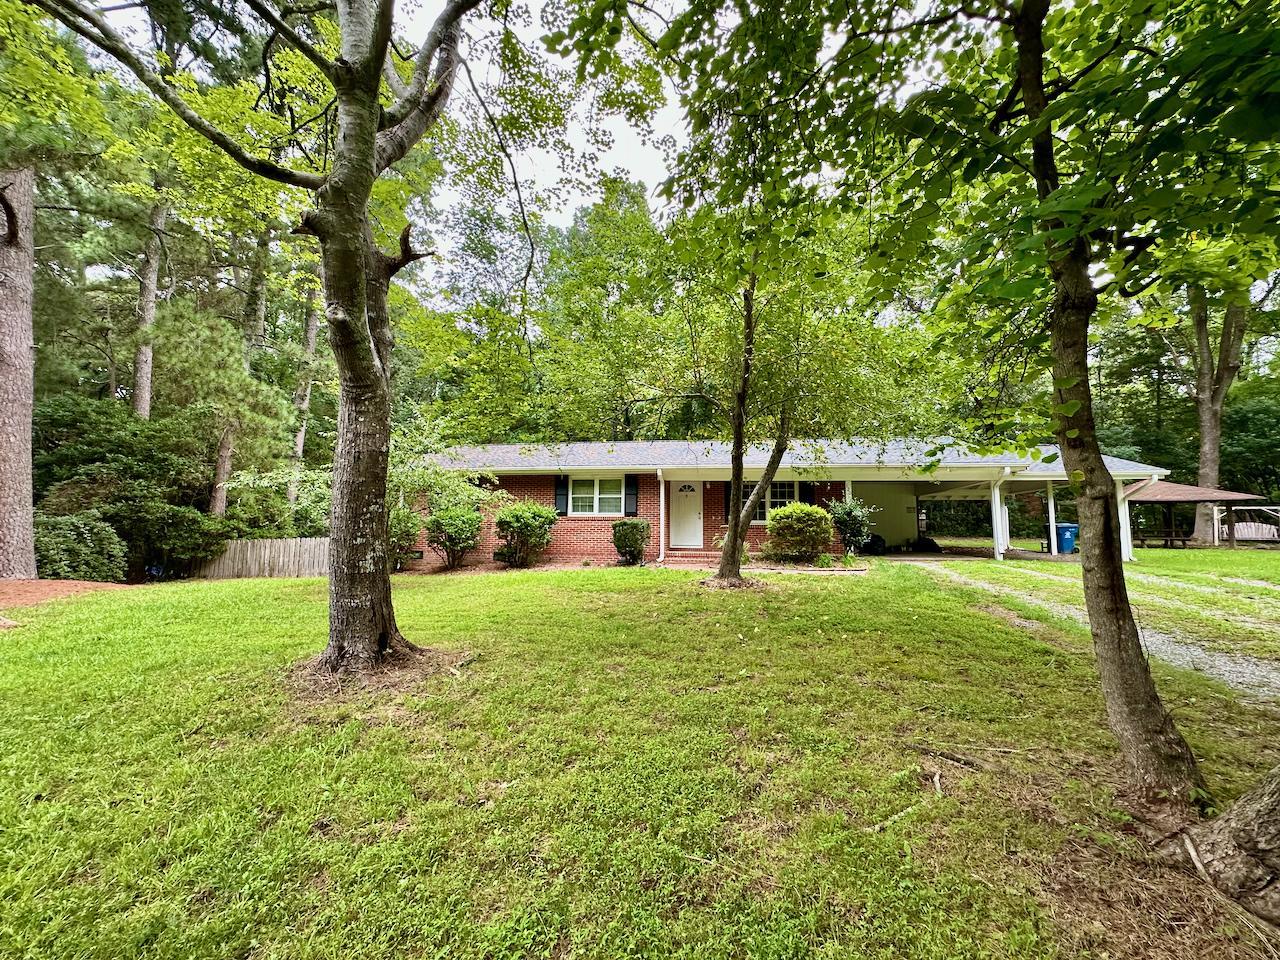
[913,562,1280,701]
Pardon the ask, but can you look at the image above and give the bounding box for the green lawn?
[2,567,1278,959]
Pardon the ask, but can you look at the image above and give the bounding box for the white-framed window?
[741,480,799,523]
[570,477,624,515]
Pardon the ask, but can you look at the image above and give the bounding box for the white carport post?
[1115,478,1135,562]
[1045,481,1058,555]
[990,470,1009,561]
[656,469,666,563]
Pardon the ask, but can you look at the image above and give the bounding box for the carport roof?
[429,439,1168,478]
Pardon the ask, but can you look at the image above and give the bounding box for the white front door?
[670,482,703,548]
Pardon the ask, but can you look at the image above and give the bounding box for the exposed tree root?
[1153,764,1280,929]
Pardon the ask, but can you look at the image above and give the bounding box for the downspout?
[657,469,666,563]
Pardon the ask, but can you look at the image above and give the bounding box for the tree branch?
[381,0,481,129]
[25,0,324,191]
[459,56,535,308]
[374,22,463,170]
[382,224,434,277]
[241,0,335,79]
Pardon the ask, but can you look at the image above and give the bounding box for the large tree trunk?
[1188,285,1247,543]
[209,424,234,517]
[1049,269,1208,812]
[132,200,167,419]
[242,228,271,360]
[1161,764,1280,925]
[1014,1,1206,814]
[313,221,409,671]
[714,275,783,582]
[306,86,413,672]
[287,281,322,506]
[0,168,37,580]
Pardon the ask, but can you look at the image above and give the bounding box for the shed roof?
[430,438,1167,478]
[1123,480,1265,504]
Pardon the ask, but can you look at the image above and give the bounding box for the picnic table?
[1134,529,1191,548]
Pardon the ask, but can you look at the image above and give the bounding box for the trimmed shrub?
[423,507,483,570]
[34,510,127,582]
[493,501,558,568]
[829,497,879,553]
[763,502,834,563]
[611,518,651,566]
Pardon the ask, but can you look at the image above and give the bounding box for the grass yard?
[2,565,1279,959]
[932,548,1280,663]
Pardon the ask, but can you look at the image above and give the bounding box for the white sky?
[403,0,687,227]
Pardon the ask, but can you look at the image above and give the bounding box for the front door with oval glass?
[671,482,703,548]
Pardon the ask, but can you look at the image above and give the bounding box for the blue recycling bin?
[1054,522,1079,554]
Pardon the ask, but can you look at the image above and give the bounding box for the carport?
[917,452,1171,562]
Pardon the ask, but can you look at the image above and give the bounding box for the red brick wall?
[688,479,846,554]
[406,473,662,569]
[406,475,858,569]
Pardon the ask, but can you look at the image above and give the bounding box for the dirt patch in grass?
[286,645,476,704]
[0,578,131,609]
[978,603,1045,633]
[700,575,770,590]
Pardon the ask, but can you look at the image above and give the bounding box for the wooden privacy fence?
[195,537,330,579]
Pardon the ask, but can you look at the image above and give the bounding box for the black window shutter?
[624,474,639,516]
[723,481,732,521]
[554,475,568,515]
[799,481,816,505]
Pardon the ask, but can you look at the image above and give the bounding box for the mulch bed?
[0,579,130,609]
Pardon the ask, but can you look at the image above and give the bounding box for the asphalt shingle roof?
[429,439,1168,477]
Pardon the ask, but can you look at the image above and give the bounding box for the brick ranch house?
[410,440,1171,567]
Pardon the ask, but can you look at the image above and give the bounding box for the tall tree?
[30,0,482,672]
[131,195,167,418]
[0,168,37,579]
[31,0,656,671]
[663,208,935,582]
[1148,259,1280,541]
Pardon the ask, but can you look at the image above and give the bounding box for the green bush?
[423,508,483,570]
[387,505,426,572]
[493,501,558,568]
[34,511,127,582]
[763,502,834,563]
[829,497,879,554]
[611,518,651,565]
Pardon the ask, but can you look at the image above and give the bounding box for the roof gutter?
[1121,473,1161,501]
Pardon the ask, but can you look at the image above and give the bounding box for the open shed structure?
[1122,479,1268,547]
